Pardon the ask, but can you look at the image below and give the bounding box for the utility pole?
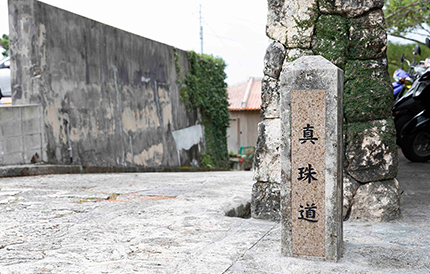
[199,4,203,54]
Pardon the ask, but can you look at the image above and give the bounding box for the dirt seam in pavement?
[222,223,278,274]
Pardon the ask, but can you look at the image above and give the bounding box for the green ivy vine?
[177,50,230,168]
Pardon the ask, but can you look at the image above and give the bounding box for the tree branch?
[388,61,400,66]
[409,31,428,37]
[385,2,420,21]
[388,33,427,46]
[418,23,430,35]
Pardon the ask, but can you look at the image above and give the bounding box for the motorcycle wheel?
[402,131,430,162]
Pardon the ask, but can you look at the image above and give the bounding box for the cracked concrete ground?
[0,153,429,273]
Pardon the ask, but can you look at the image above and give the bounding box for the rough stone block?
[252,173,364,223]
[261,76,280,119]
[345,119,398,183]
[319,0,384,18]
[266,0,288,45]
[344,58,391,122]
[343,173,361,220]
[344,71,392,123]
[284,48,313,63]
[349,179,400,222]
[345,57,389,83]
[262,49,314,119]
[253,119,281,184]
[312,14,349,69]
[251,181,281,221]
[349,9,387,60]
[267,0,317,48]
[264,40,286,79]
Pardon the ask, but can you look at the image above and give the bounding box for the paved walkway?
[0,153,429,273]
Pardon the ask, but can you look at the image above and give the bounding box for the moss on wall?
[312,14,349,69]
[344,78,392,123]
[344,59,393,123]
[313,2,397,180]
[344,59,389,82]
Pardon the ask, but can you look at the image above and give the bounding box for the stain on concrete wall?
[8,0,203,167]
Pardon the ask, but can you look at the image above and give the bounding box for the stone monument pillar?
[280,56,343,261]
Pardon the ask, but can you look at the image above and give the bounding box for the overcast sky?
[2,1,423,86]
[0,0,268,86]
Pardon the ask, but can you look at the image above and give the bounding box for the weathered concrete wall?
[253,0,399,222]
[0,105,46,165]
[8,0,203,167]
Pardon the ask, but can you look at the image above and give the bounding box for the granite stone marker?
[280,56,343,261]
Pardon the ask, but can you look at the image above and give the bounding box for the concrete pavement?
[0,153,429,273]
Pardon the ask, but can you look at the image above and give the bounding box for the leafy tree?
[0,34,8,57]
[387,41,430,81]
[384,0,430,45]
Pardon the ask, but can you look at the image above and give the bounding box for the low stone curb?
[0,164,228,178]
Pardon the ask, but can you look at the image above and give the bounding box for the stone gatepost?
[280,56,343,261]
[253,0,400,224]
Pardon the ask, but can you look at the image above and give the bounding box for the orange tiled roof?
[228,77,261,111]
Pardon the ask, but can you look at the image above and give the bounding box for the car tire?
[402,131,430,162]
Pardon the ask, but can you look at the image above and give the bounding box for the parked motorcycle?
[393,44,426,98]
[393,39,430,162]
[393,45,424,142]
[393,68,412,101]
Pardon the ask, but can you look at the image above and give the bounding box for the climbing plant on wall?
[0,34,8,57]
[180,51,230,168]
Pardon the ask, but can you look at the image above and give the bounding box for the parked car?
[0,56,11,98]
